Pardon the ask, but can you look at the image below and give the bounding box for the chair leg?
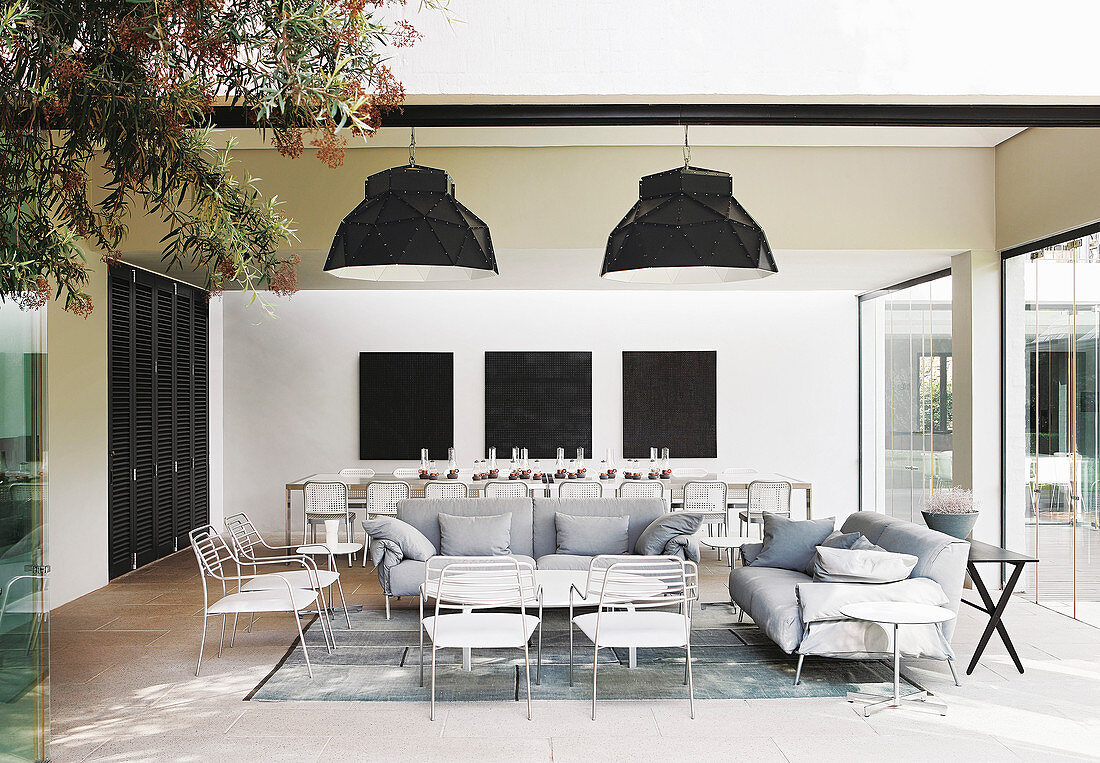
[385,595,391,620]
[686,643,695,719]
[591,644,599,721]
[793,654,805,686]
[948,658,960,686]
[419,597,425,688]
[523,641,533,721]
[314,587,334,653]
[218,614,227,658]
[536,621,543,686]
[230,613,239,647]
[430,645,438,721]
[737,608,744,624]
[335,577,352,629]
[247,613,255,633]
[568,616,574,687]
[195,613,209,676]
[294,609,314,679]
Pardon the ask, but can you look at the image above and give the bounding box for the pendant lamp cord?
[683,124,690,168]
[409,127,416,166]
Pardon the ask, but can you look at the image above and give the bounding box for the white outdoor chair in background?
[558,480,603,499]
[483,481,529,498]
[569,555,699,719]
[189,525,324,678]
[425,481,469,499]
[225,512,351,634]
[392,467,420,477]
[739,480,792,539]
[419,556,543,720]
[301,481,362,566]
[617,480,665,501]
[672,467,708,478]
[682,480,730,558]
[339,467,375,512]
[363,481,412,580]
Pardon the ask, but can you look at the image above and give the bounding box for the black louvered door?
[108,264,209,578]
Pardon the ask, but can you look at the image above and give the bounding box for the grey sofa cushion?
[536,554,594,571]
[750,514,836,572]
[388,555,538,597]
[809,546,919,583]
[635,512,704,556]
[438,512,512,556]
[728,565,807,654]
[802,530,863,576]
[555,513,629,555]
[397,498,534,557]
[532,498,665,559]
[362,516,436,561]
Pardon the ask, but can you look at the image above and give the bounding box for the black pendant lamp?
[601,127,777,284]
[324,129,497,281]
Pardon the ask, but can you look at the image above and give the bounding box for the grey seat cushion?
[536,554,594,571]
[555,513,630,555]
[388,555,538,597]
[750,514,835,572]
[532,497,665,559]
[396,498,534,557]
[728,566,808,654]
[439,512,513,556]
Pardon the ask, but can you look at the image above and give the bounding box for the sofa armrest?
[661,534,701,563]
[368,538,404,595]
[740,542,764,566]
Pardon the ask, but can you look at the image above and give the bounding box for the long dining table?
[283,471,813,547]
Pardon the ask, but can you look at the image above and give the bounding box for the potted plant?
[922,487,979,539]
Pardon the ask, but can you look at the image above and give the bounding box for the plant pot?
[921,511,978,539]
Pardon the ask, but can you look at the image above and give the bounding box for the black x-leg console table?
[963,540,1039,676]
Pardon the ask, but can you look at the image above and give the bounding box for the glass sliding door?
[860,273,953,518]
[0,302,49,761]
[1005,233,1100,625]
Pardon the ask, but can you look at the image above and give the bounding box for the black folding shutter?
[131,273,157,566]
[173,287,193,542]
[191,292,209,529]
[154,281,176,556]
[107,267,134,578]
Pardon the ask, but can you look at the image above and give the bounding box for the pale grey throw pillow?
[438,512,512,556]
[810,546,918,583]
[555,513,630,556]
[636,512,704,556]
[749,513,836,572]
[803,530,864,576]
[361,516,436,561]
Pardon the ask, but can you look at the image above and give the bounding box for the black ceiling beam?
[210,103,1100,129]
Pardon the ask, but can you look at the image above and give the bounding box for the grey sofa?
[369,495,681,605]
[729,512,970,680]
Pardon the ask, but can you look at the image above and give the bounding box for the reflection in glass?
[0,302,49,761]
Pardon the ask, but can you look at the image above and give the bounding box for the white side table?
[700,535,756,568]
[840,601,955,717]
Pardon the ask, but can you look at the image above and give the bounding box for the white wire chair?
[225,512,350,635]
[568,555,698,719]
[739,481,792,539]
[392,467,420,477]
[558,480,603,499]
[483,481,529,499]
[617,481,665,500]
[672,467,708,478]
[419,556,543,720]
[425,481,469,499]
[339,468,376,477]
[189,525,323,678]
[721,467,757,518]
[682,480,730,557]
[339,468,374,512]
[363,482,412,578]
[302,481,363,566]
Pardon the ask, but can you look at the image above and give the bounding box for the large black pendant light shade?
[324,132,497,281]
[601,129,776,283]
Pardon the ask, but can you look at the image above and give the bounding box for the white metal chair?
[569,555,698,719]
[483,481,529,499]
[682,480,730,558]
[363,481,412,576]
[339,468,376,478]
[189,525,322,678]
[301,481,363,566]
[425,481,469,499]
[672,467,708,478]
[0,573,47,654]
[558,480,603,499]
[739,480,792,539]
[225,512,350,636]
[617,480,665,500]
[419,556,543,720]
[392,467,420,477]
[339,468,375,512]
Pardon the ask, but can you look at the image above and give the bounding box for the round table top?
[840,601,955,625]
[296,542,363,555]
[700,535,757,549]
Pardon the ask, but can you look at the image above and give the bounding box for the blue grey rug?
[247,606,920,703]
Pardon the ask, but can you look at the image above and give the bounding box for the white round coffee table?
[840,601,955,717]
[700,535,756,567]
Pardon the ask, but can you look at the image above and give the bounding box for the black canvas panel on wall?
[359,352,453,459]
[485,351,592,459]
[622,350,717,458]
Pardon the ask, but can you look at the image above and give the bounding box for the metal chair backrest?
[617,480,664,499]
[747,480,792,517]
[425,556,537,611]
[392,467,419,477]
[483,481,529,499]
[304,481,349,517]
[721,467,758,476]
[339,468,376,477]
[224,512,264,561]
[189,525,233,581]
[425,481,469,499]
[672,467,708,478]
[367,481,410,516]
[682,480,727,513]
[558,480,602,499]
[584,555,698,610]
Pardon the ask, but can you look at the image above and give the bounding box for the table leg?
[285,487,292,549]
[892,623,900,707]
[805,487,812,520]
[463,605,472,670]
[964,561,1026,675]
